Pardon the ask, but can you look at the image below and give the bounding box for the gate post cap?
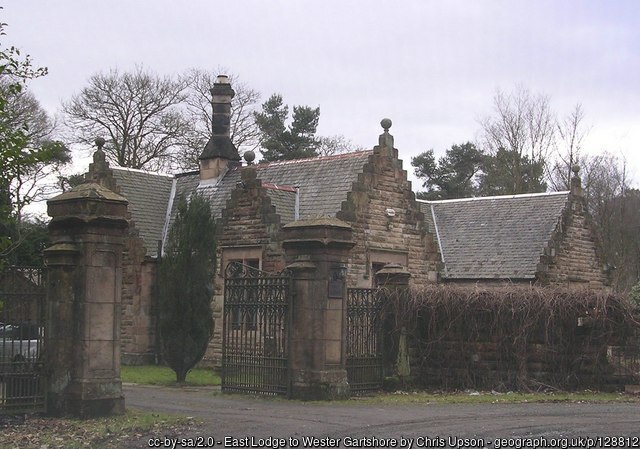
[283,217,354,250]
[376,263,410,275]
[285,260,317,271]
[375,263,411,286]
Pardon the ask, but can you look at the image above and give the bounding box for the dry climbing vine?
[381,285,640,391]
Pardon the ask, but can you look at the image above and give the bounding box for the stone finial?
[244,150,256,165]
[570,164,582,197]
[378,118,394,149]
[86,137,118,191]
[93,137,107,163]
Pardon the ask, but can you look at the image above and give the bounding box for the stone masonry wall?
[120,225,158,365]
[337,143,441,288]
[205,142,442,367]
[204,167,286,368]
[541,194,609,289]
[80,151,159,366]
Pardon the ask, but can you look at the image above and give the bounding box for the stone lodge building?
[77,76,609,367]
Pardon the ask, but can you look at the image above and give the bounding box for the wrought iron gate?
[346,288,385,392]
[0,266,46,414]
[222,262,291,396]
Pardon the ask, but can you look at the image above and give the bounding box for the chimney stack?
[199,75,241,183]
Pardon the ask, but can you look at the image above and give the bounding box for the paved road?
[124,385,640,448]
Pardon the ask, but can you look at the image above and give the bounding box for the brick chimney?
[199,75,241,184]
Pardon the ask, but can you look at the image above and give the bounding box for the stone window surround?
[219,246,263,275]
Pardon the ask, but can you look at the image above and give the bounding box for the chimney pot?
[199,76,240,183]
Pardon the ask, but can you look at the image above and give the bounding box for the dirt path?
[124,385,640,446]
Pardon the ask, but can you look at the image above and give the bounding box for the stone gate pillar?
[282,218,355,400]
[44,145,128,417]
[375,264,412,382]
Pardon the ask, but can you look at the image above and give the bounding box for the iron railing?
[346,288,385,392]
[0,266,46,414]
[222,262,291,396]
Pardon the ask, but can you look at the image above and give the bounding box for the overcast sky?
[3,1,639,192]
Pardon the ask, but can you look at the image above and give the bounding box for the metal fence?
[606,336,640,387]
[0,266,46,414]
[346,288,385,393]
[222,262,291,396]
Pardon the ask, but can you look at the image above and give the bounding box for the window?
[225,251,261,331]
[222,246,262,275]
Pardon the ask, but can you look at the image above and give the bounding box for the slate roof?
[254,151,372,219]
[263,184,297,224]
[190,169,238,220]
[110,151,371,257]
[192,151,373,222]
[112,167,175,257]
[418,192,570,280]
[105,153,571,281]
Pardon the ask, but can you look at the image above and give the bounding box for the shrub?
[383,285,640,391]
[157,194,216,383]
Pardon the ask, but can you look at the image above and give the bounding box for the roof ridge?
[253,150,373,168]
[262,182,297,193]
[112,166,175,178]
[175,170,200,178]
[417,190,570,205]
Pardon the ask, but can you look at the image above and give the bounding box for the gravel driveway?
[125,385,639,448]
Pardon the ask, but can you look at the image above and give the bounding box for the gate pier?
[283,218,355,400]
[45,145,128,417]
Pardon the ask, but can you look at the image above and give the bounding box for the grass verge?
[210,388,640,405]
[0,409,200,449]
[121,365,220,387]
[349,390,640,405]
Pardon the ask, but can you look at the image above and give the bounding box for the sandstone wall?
[541,194,609,289]
[337,144,441,289]
[204,168,286,368]
[120,226,158,365]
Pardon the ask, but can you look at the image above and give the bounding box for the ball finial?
[571,164,580,174]
[243,150,256,164]
[95,137,105,149]
[380,118,392,132]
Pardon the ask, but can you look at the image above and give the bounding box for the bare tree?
[317,134,365,157]
[0,79,70,221]
[62,67,190,171]
[549,104,590,191]
[578,152,639,291]
[12,140,69,221]
[1,78,53,140]
[180,69,261,170]
[580,152,627,211]
[479,87,555,193]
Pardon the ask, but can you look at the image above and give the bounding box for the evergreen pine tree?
[254,94,320,161]
[157,193,216,382]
